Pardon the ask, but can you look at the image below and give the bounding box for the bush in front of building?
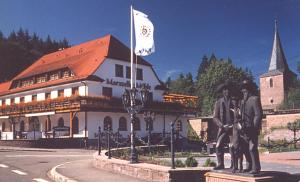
[175,159,185,167]
[185,156,198,167]
[202,158,216,167]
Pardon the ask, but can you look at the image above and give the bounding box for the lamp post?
[122,87,150,164]
[143,111,155,153]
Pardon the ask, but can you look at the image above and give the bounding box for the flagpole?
[130,5,134,90]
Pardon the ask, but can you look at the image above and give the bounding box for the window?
[126,66,131,79]
[63,70,70,78]
[46,93,51,100]
[102,87,112,97]
[2,122,6,132]
[58,90,64,97]
[22,79,34,87]
[72,87,79,96]
[133,117,141,131]
[50,73,59,81]
[32,95,37,101]
[37,76,46,83]
[20,121,25,132]
[136,68,143,80]
[29,117,40,131]
[72,116,79,134]
[20,97,24,103]
[104,116,112,131]
[146,120,153,131]
[176,120,182,131]
[115,64,123,77]
[269,78,273,88]
[58,117,64,127]
[119,117,127,131]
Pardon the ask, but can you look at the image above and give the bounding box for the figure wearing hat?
[213,80,235,170]
[240,80,262,174]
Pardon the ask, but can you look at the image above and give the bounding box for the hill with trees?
[0,28,69,83]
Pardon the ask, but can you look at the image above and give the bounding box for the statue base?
[205,169,292,182]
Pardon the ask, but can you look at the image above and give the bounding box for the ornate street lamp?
[122,87,150,163]
[143,111,155,153]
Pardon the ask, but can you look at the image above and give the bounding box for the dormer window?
[63,70,70,78]
[50,73,59,81]
[37,76,46,84]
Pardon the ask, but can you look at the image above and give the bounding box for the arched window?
[269,78,273,88]
[176,120,182,131]
[45,117,51,132]
[146,120,153,131]
[58,117,64,127]
[20,120,25,132]
[2,122,6,132]
[119,117,127,131]
[133,117,141,131]
[104,116,112,131]
[72,116,79,134]
[29,117,40,131]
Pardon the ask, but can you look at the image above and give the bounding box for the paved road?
[0,147,94,182]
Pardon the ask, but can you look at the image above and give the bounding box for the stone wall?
[93,151,211,182]
[264,113,300,132]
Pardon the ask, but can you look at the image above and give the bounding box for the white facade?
[0,58,190,140]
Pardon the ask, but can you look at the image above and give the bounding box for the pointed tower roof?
[268,20,289,71]
[261,20,296,78]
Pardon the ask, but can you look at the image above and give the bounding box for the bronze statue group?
[213,80,263,174]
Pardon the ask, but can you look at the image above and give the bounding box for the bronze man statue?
[240,80,263,174]
[213,81,235,170]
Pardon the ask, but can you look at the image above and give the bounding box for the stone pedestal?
[205,170,292,182]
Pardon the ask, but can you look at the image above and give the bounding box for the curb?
[48,162,78,182]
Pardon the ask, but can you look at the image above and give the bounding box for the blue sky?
[1,0,300,84]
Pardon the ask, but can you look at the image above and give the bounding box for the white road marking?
[0,164,9,168]
[11,169,27,175]
[5,154,91,158]
[33,178,50,182]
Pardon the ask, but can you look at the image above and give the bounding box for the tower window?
[269,78,273,88]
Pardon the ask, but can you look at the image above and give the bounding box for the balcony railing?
[0,96,196,117]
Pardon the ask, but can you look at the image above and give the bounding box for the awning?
[25,111,55,117]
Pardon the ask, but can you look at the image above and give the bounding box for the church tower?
[260,20,297,110]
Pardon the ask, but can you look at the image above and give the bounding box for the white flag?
[133,9,155,56]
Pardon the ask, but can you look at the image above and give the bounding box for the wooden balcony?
[0,96,196,117]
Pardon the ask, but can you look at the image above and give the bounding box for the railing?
[0,96,195,116]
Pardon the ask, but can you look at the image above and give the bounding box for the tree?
[287,119,300,149]
[166,73,195,95]
[0,29,70,82]
[196,57,254,116]
[196,55,209,81]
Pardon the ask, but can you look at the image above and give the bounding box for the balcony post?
[70,112,73,138]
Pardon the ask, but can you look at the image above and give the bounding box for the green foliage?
[287,119,300,132]
[202,158,216,167]
[187,122,200,141]
[279,80,300,109]
[175,159,186,167]
[196,56,254,116]
[185,156,198,167]
[0,28,69,82]
[167,72,195,95]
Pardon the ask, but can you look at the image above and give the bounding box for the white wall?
[5,99,11,105]
[93,58,164,101]
[25,95,32,103]
[37,93,45,101]
[64,88,72,97]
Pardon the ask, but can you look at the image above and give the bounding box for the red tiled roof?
[0,35,152,96]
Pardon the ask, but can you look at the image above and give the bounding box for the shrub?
[202,158,216,167]
[175,159,185,167]
[185,156,198,167]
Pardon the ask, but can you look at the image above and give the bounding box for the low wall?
[93,149,211,182]
[0,138,88,148]
[265,113,300,132]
